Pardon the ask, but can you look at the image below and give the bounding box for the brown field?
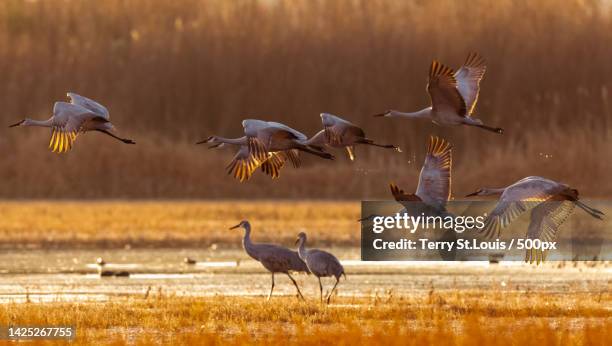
[0,0,610,198]
[0,201,359,249]
[1,292,610,345]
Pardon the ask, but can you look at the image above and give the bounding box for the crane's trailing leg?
[95,129,136,144]
[326,277,341,304]
[267,273,275,301]
[574,200,605,220]
[345,146,355,161]
[461,118,504,134]
[357,139,401,152]
[318,277,323,303]
[286,273,305,301]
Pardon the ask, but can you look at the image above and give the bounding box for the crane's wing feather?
[427,61,467,117]
[321,113,364,145]
[66,92,110,119]
[480,189,555,239]
[415,136,452,208]
[256,245,309,273]
[525,201,575,264]
[389,183,421,211]
[305,249,343,277]
[225,146,262,182]
[49,102,103,153]
[244,122,300,162]
[454,53,486,115]
[259,149,301,179]
[265,121,307,141]
[324,123,364,146]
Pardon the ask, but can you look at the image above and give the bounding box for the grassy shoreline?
[1,292,609,344]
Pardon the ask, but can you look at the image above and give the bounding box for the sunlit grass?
[0,291,609,344]
[0,201,359,248]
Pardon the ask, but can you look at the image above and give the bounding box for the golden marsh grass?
[0,201,359,248]
[0,291,610,344]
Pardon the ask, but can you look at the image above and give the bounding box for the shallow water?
[0,248,609,303]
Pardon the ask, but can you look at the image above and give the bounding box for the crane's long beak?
[465,191,479,197]
[229,223,241,230]
[8,120,24,128]
[195,136,213,145]
[372,112,387,117]
[294,238,299,245]
[357,214,377,222]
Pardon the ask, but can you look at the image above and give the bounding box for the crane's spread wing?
[66,92,110,119]
[260,149,300,178]
[266,121,307,141]
[480,189,556,239]
[525,201,575,264]
[227,147,300,182]
[49,102,103,153]
[226,146,262,182]
[246,126,299,163]
[389,183,421,210]
[454,53,486,115]
[415,136,452,208]
[260,152,285,179]
[427,61,467,117]
[284,149,300,168]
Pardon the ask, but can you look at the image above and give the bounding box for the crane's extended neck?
[296,236,307,260]
[215,136,247,145]
[12,118,54,128]
[467,187,506,197]
[304,130,327,147]
[387,107,432,119]
[241,224,259,260]
[481,188,506,196]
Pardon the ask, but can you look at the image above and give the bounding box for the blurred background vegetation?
[0,0,610,198]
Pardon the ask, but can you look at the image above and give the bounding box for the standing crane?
[9,92,135,152]
[373,53,504,134]
[307,113,401,160]
[295,232,345,304]
[466,176,604,263]
[230,220,309,300]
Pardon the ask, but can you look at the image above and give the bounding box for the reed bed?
[0,0,609,198]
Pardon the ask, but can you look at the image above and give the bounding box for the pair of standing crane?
[230,220,344,304]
